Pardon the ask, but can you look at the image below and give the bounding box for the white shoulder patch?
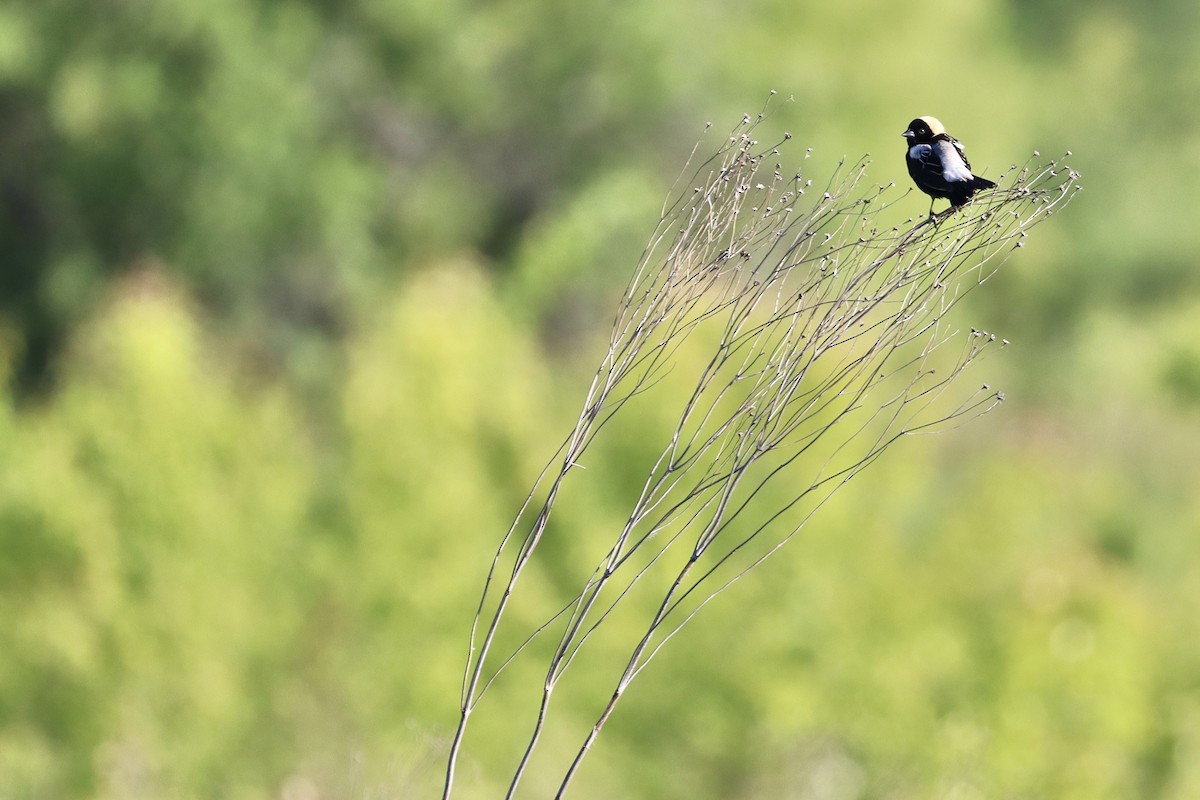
[908,143,932,160]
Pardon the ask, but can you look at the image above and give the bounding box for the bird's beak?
[902,130,914,139]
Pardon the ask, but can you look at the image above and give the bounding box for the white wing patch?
[935,140,973,183]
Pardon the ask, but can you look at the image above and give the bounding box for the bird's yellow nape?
[917,116,946,136]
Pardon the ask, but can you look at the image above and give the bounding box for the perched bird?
[902,116,996,216]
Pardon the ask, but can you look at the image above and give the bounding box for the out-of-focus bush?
[3,266,1200,798]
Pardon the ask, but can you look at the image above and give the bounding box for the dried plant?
[441,99,1080,799]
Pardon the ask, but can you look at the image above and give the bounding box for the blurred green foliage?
[2,0,1200,797]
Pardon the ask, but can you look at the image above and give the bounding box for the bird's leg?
[921,194,940,219]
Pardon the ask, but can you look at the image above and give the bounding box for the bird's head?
[902,116,945,144]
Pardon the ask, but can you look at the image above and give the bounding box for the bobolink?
[903,116,996,216]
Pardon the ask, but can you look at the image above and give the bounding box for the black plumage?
[902,116,995,215]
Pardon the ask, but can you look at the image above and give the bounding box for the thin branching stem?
[442,100,1079,799]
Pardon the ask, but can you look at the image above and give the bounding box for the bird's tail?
[950,176,998,208]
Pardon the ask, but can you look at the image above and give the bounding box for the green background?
[2,0,1199,797]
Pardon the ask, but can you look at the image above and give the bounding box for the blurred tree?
[0,0,703,395]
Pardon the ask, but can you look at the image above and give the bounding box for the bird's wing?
[934,138,975,183]
[950,137,973,171]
